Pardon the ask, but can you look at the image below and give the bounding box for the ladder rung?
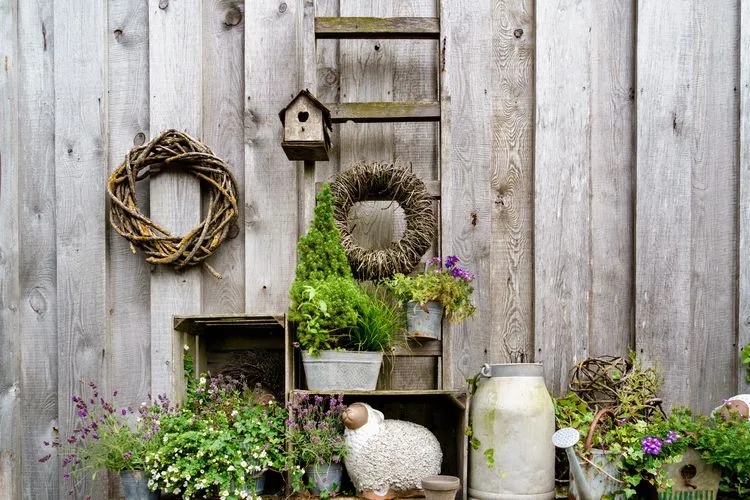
[315,17,440,40]
[327,102,440,123]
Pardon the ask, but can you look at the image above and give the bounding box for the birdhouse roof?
[278,89,333,132]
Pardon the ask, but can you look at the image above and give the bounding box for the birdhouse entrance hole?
[298,111,309,122]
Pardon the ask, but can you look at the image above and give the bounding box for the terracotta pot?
[422,475,460,500]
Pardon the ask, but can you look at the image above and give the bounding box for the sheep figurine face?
[342,402,442,500]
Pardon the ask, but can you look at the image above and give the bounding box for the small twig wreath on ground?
[330,161,437,280]
[106,129,238,279]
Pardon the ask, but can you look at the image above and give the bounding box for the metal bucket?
[569,448,624,500]
[468,363,555,499]
[406,300,443,339]
[302,350,383,390]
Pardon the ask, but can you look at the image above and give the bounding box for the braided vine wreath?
[106,129,239,279]
[329,161,437,280]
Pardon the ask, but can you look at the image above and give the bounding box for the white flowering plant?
[146,374,287,500]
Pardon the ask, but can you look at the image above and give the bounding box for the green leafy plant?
[147,374,287,500]
[385,255,476,323]
[742,344,750,383]
[285,392,348,495]
[39,382,174,485]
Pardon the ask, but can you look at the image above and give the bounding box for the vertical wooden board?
[0,1,20,496]
[589,1,635,358]
[107,0,152,412]
[313,0,340,182]
[202,0,245,314]
[53,0,108,496]
[17,2,59,497]
[740,0,750,395]
[244,1,300,315]
[442,0,493,388]
[489,0,534,364]
[534,1,592,394]
[635,1,738,413]
[149,0,203,398]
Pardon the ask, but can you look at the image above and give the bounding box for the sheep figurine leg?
[343,402,443,499]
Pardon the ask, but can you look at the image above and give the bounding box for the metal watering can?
[552,427,598,500]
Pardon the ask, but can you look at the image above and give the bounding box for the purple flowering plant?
[285,392,348,493]
[39,381,174,482]
[384,255,476,323]
[605,416,688,497]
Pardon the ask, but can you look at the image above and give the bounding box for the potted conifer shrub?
[288,184,401,391]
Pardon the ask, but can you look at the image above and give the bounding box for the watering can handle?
[584,407,616,451]
[480,364,491,378]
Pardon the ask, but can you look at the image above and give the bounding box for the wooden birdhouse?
[279,89,332,161]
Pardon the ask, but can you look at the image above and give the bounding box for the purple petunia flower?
[444,255,459,268]
[664,430,681,445]
[641,436,663,455]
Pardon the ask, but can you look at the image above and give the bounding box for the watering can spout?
[552,427,597,500]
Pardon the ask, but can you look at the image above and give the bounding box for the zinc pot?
[468,363,555,500]
[302,350,383,391]
[306,462,343,495]
[406,300,444,339]
[120,470,157,500]
[568,448,624,500]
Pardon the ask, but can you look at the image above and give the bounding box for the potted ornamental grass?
[384,255,476,339]
[288,184,403,390]
[285,391,349,497]
[39,381,175,499]
[147,374,287,500]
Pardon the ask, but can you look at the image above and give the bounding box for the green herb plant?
[385,255,476,323]
[741,344,750,383]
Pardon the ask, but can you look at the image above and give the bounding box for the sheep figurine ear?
[369,406,384,424]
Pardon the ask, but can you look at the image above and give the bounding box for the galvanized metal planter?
[301,350,383,391]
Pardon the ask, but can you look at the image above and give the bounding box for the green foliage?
[289,277,363,354]
[677,406,750,496]
[147,374,287,500]
[742,344,750,383]
[553,392,596,449]
[39,382,174,481]
[384,256,476,323]
[293,184,352,282]
[285,392,348,494]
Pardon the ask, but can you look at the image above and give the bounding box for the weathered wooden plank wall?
[0,2,20,497]
[534,0,636,395]
[54,0,109,497]
[1,0,748,496]
[635,0,738,412]
[489,0,534,365]
[740,0,750,396]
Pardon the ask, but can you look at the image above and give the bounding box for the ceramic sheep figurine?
[342,402,442,500]
[712,394,750,419]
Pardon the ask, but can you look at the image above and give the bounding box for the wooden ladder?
[300,2,453,390]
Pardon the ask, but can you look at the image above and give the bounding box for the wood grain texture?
[149,0,203,399]
[17,2,59,497]
[534,1,592,395]
[740,0,750,395]
[635,1,738,413]
[202,0,245,313]
[489,0,534,364]
[0,0,21,496]
[54,0,109,496]
[107,0,152,419]
[442,0,493,389]
[244,0,300,315]
[589,1,634,359]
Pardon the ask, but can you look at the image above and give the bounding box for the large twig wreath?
[106,129,239,279]
[330,161,437,280]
